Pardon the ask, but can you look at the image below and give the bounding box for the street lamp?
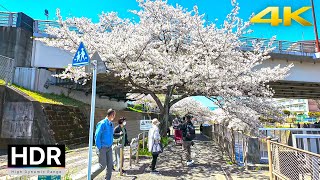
[310,0,320,52]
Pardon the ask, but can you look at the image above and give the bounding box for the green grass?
[1,81,86,107]
[127,107,143,113]
[138,148,152,156]
[137,136,173,157]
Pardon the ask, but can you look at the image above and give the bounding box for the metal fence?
[0,12,17,27]
[210,124,250,166]
[269,139,320,180]
[0,55,15,85]
[240,37,316,56]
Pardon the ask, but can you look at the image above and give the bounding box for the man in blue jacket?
[91,109,116,180]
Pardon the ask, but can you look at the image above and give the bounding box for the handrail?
[0,11,316,56]
[270,140,320,158]
[0,12,18,27]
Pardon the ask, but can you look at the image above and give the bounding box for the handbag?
[151,129,163,155]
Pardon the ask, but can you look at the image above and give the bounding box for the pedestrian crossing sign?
[72,42,90,67]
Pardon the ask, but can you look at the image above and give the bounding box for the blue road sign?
[38,175,61,180]
[72,42,90,67]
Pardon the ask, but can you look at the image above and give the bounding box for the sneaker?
[186,160,194,166]
[151,170,159,173]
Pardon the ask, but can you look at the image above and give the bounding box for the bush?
[127,107,143,113]
[133,104,143,111]
[283,110,291,117]
[138,148,152,156]
[161,137,173,148]
[137,136,173,156]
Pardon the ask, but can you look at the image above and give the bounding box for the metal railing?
[259,128,320,161]
[0,55,15,85]
[240,37,316,56]
[211,124,249,166]
[0,12,17,27]
[0,11,317,57]
[268,139,320,180]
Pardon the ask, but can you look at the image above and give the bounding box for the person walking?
[303,123,308,128]
[91,109,116,180]
[148,118,162,173]
[113,117,129,173]
[179,115,196,166]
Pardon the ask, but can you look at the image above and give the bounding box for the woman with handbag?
[148,118,162,173]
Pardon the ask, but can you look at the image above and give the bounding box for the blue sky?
[1,0,318,41]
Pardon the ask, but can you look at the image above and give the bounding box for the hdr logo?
[7,145,65,175]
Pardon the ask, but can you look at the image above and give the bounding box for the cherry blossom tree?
[39,0,292,134]
[170,97,214,120]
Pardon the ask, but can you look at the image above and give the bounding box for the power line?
[0,4,11,12]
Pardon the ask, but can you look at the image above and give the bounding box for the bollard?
[136,136,140,163]
[142,132,145,150]
[129,146,132,168]
[267,136,273,180]
[119,147,124,176]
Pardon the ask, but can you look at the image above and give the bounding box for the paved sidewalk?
[0,134,268,180]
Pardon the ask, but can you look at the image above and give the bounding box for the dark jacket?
[179,121,194,141]
[200,124,203,132]
[113,125,129,146]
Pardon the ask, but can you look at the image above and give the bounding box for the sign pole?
[87,60,97,180]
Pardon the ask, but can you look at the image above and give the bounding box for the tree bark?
[158,86,175,136]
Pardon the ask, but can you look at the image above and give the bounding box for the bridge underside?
[270,81,320,99]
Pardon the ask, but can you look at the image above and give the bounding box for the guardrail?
[0,12,17,27]
[268,138,320,180]
[0,55,15,85]
[209,124,250,167]
[258,128,320,161]
[240,37,316,56]
[128,131,148,167]
[1,11,317,57]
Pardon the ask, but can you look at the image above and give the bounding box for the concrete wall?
[0,86,51,152]
[259,59,320,83]
[42,85,127,110]
[0,26,33,67]
[12,67,127,110]
[0,85,91,151]
[31,40,73,68]
[43,104,89,146]
[82,107,160,141]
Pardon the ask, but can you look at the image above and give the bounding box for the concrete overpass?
[1,11,320,99]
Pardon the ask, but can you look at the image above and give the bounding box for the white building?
[275,98,309,115]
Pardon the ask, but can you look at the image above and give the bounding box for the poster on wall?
[1,102,34,139]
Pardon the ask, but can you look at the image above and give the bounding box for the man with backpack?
[179,115,196,166]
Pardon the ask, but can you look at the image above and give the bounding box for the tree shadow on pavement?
[148,134,269,180]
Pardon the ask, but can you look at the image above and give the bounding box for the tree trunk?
[158,86,174,136]
[159,103,170,136]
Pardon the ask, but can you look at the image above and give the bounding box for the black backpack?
[185,124,196,140]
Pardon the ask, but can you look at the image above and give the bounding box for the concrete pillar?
[247,137,260,164]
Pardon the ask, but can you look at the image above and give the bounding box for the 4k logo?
[251,7,312,26]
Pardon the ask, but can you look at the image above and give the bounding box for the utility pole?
[311,0,320,52]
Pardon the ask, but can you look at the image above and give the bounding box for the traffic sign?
[38,176,61,180]
[140,120,152,131]
[72,42,90,67]
[85,51,107,74]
